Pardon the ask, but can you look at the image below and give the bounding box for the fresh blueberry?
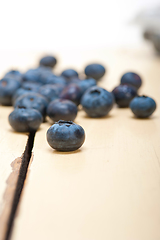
[45,74,67,85]
[0,78,21,106]
[39,55,57,68]
[47,120,85,151]
[47,99,78,122]
[14,93,48,120]
[61,69,78,80]
[23,67,52,84]
[129,95,156,118]
[121,72,142,90]
[77,78,97,95]
[12,88,33,105]
[22,82,42,92]
[4,70,23,82]
[84,63,106,80]
[81,86,114,117]
[38,84,64,102]
[9,107,43,132]
[60,83,82,105]
[112,84,137,108]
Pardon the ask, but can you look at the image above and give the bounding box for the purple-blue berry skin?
[38,84,64,102]
[47,99,78,122]
[78,78,97,95]
[61,69,78,80]
[0,78,21,106]
[23,67,52,84]
[14,93,48,120]
[129,95,156,118]
[45,74,67,86]
[112,84,137,108]
[81,86,114,118]
[84,63,106,81]
[121,72,142,90]
[47,120,85,152]
[9,108,43,132]
[39,55,57,68]
[60,83,82,105]
[4,70,23,82]
[22,82,42,92]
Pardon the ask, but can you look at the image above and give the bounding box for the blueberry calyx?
[57,120,74,126]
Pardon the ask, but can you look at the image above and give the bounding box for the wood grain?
[1,48,160,240]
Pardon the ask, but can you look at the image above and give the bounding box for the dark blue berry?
[22,82,42,92]
[38,84,64,102]
[112,84,137,108]
[4,70,23,82]
[45,74,67,85]
[47,99,78,122]
[60,83,82,105]
[121,72,142,89]
[61,69,78,80]
[77,78,97,95]
[14,93,48,120]
[9,107,42,132]
[129,95,156,118]
[0,78,21,106]
[47,120,85,151]
[84,63,106,80]
[39,55,57,68]
[81,86,114,117]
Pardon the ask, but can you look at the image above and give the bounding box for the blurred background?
[0,0,159,52]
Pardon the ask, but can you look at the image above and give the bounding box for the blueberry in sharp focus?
[47,120,85,151]
[47,99,78,122]
[112,84,137,108]
[0,78,21,106]
[121,72,142,90]
[39,55,57,68]
[14,93,48,120]
[81,86,114,118]
[129,95,156,118]
[60,83,82,105]
[9,108,43,132]
[84,63,106,81]
[61,69,78,80]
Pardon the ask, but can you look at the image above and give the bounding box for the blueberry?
[9,107,43,132]
[47,120,85,151]
[14,93,48,120]
[61,69,78,80]
[60,83,82,105]
[84,63,106,80]
[112,84,137,108]
[47,99,78,122]
[121,72,142,89]
[77,78,97,95]
[23,67,52,84]
[4,70,23,82]
[39,55,57,68]
[38,84,64,102]
[0,78,21,106]
[22,82,42,92]
[81,86,114,117]
[129,95,156,118]
[45,74,67,85]
[12,88,33,105]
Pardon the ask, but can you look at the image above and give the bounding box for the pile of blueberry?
[0,55,157,151]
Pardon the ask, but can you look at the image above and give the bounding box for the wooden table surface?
[0,48,160,240]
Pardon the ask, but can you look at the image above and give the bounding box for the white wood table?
[0,48,160,240]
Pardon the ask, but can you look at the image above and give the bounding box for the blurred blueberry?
[121,72,142,90]
[112,84,137,108]
[45,74,67,85]
[84,63,106,80]
[0,78,21,106]
[14,93,48,120]
[22,82,42,92]
[130,95,156,118]
[61,69,78,80]
[77,78,97,95]
[47,120,85,151]
[39,55,57,68]
[47,99,78,122]
[81,86,114,117]
[60,83,82,105]
[38,84,64,102]
[9,107,43,132]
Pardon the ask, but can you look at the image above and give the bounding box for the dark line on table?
[4,131,35,240]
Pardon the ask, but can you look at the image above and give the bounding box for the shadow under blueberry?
[130,115,158,120]
[83,114,114,120]
[48,148,82,155]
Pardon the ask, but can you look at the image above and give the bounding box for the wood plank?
[8,48,160,240]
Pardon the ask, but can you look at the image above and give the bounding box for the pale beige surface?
[1,48,160,240]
